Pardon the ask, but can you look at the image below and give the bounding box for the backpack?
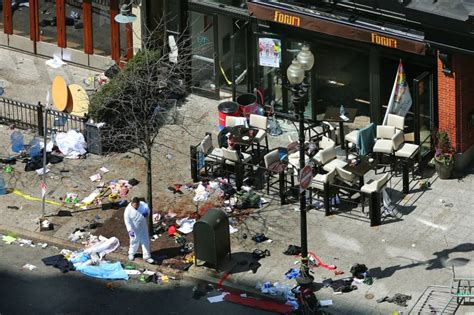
[235,191,261,209]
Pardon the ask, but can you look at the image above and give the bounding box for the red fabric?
[224,294,293,314]
[217,272,231,290]
[308,252,337,270]
[167,225,176,236]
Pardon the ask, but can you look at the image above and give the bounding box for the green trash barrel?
[193,208,231,270]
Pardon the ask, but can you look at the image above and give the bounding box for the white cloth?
[124,201,151,259]
[84,236,120,259]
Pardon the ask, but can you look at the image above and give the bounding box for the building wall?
[437,52,458,149]
[456,54,474,153]
[438,52,474,154]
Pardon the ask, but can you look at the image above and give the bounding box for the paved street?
[1,47,474,315]
[0,241,272,315]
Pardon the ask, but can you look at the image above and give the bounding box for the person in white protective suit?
[124,197,154,264]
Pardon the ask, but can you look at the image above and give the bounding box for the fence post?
[37,102,44,136]
[190,145,198,182]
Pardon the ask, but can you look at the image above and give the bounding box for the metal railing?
[0,97,87,135]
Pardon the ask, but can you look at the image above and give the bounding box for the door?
[413,71,434,158]
[189,11,219,99]
[229,19,250,100]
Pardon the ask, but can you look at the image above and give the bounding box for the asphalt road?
[0,241,274,315]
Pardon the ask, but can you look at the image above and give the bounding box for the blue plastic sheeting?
[75,262,129,280]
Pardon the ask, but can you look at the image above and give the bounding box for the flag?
[383,60,412,125]
[41,181,47,198]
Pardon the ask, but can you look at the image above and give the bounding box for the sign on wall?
[258,38,281,68]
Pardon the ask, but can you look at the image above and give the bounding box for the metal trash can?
[193,208,231,270]
[236,93,258,118]
[218,101,239,130]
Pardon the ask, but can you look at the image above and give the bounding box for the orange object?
[52,76,71,112]
[69,84,89,117]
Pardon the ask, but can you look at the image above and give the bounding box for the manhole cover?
[365,293,375,300]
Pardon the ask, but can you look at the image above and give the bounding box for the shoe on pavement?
[128,254,135,261]
[145,258,155,264]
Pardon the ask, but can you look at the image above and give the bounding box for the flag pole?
[382,60,401,125]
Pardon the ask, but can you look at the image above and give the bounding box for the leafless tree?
[89,18,207,235]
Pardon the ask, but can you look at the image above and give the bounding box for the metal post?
[41,103,48,218]
[323,182,330,216]
[294,82,313,286]
[402,161,409,194]
[369,191,381,226]
[190,145,198,182]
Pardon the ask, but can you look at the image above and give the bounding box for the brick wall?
[437,52,458,150]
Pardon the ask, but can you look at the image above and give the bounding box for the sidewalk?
[0,47,473,314]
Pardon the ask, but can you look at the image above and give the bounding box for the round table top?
[52,76,69,112]
[69,84,89,117]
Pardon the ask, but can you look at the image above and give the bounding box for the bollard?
[324,182,331,216]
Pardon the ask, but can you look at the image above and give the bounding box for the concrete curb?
[0,224,288,303]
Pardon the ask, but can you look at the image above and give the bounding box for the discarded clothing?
[75,262,129,280]
[285,268,299,280]
[325,278,358,293]
[378,293,412,307]
[283,244,301,256]
[55,130,87,158]
[42,254,75,273]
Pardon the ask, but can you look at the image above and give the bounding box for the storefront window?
[257,36,283,112]
[92,3,111,56]
[38,0,57,44]
[12,1,29,37]
[0,4,4,32]
[189,11,217,95]
[313,43,370,127]
[65,2,84,51]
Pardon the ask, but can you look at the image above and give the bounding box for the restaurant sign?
[248,2,426,55]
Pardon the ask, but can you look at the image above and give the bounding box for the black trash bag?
[220,182,236,198]
[350,263,368,279]
[24,157,43,172]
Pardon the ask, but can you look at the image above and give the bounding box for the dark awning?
[248,0,426,55]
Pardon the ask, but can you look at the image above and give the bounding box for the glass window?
[120,23,127,58]
[38,0,57,44]
[1,4,4,32]
[92,2,111,56]
[257,36,283,112]
[12,1,30,37]
[65,2,84,51]
[313,43,370,128]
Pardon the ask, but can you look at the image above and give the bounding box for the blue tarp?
[75,262,129,280]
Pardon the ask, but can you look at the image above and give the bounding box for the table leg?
[339,121,345,149]
[279,171,286,205]
[402,161,409,194]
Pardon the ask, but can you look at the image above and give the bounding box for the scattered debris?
[22,264,37,270]
[377,294,412,307]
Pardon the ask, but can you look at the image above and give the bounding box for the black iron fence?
[0,97,87,135]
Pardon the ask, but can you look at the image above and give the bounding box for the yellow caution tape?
[219,62,233,86]
[12,189,62,206]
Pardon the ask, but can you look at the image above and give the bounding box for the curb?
[0,225,288,302]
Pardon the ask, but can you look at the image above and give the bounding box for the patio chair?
[387,113,405,131]
[222,147,252,188]
[360,173,390,213]
[199,134,223,164]
[309,168,336,212]
[263,149,283,195]
[344,123,375,159]
[394,142,420,180]
[319,145,347,172]
[249,114,269,156]
[373,126,404,173]
[226,116,247,128]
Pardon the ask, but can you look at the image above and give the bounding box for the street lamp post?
[286,45,314,286]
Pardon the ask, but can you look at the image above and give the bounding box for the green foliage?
[434,130,454,166]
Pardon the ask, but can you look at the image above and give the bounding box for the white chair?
[373,125,396,155]
[336,166,358,187]
[264,149,282,195]
[319,146,347,172]
[360,173,390,213]
[249,114,269,154]
[319,136,335,150]
[199,134,223,163]
[309,168,336,209]
[387,114,405,131]
[226,116,247,128]
[395,142,420,182]
[222,147,251,165]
